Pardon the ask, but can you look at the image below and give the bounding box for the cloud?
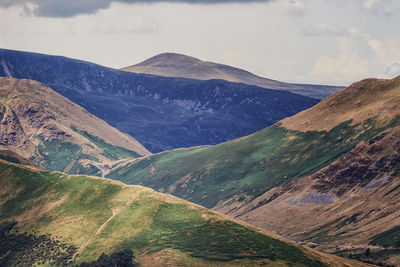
[302,22,350,37]
[307,30,400,84]
[383,63,400,79]
[0,0,274,18]
[309,36,369,83]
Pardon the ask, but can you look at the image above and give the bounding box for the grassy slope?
[108,116,399,209]
[228,123,400,266]
[106,76,400,210]
[0,160,365,267]
[0,77,149,173]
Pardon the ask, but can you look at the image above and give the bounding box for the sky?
[0,0,399,86]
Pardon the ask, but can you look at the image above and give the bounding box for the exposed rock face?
[0,49,319,152]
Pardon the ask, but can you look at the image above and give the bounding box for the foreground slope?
[105,76,400,264]
[0,160,367,267]
[0,77,149,173]
[0,48,318,152]
[122,53,343,99]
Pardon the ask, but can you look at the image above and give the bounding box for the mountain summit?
[122,53,343,99]
[123,52,282,86]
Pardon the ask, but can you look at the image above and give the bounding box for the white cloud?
[383,63,400,79]
[309,36,369,82]
[307,29,400,84]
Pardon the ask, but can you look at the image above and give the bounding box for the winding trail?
[89,163,106,178]
[70,206,118,262]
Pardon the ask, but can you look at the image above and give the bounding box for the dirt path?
[90,163,106,178]
[70,206,118,262]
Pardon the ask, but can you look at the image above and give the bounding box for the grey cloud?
[0,0,274,17]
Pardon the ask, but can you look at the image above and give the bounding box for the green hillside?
[0,159,357,267]
[106,77,400,209]
[107,116,399,209]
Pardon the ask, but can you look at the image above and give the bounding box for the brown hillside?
[0,77,150,172]
[280,76,400,131]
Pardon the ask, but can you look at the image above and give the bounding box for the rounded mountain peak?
[136,53,202,67]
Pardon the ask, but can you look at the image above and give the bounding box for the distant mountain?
[0,159,368,267]
[122,53,343,99]
[104,76,400,265]
[0,48,319,152]
[0,77,149,173]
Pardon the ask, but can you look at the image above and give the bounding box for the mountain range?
[103,76,400,266]
[1,48,322,152]
[0,47,397,266]
[122,53,343,99]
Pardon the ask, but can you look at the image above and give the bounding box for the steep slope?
[104,76,400,265]
[121,53,343,99]
[0,48,319,152]
[0,77,149,174]
[231,124,400,266]
[0,160,367,267]
[0,149,38,168]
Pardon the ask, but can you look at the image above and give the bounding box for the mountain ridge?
[0,77,149,173]
[122,52,343,99]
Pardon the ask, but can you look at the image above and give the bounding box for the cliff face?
[0,48,319,152]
